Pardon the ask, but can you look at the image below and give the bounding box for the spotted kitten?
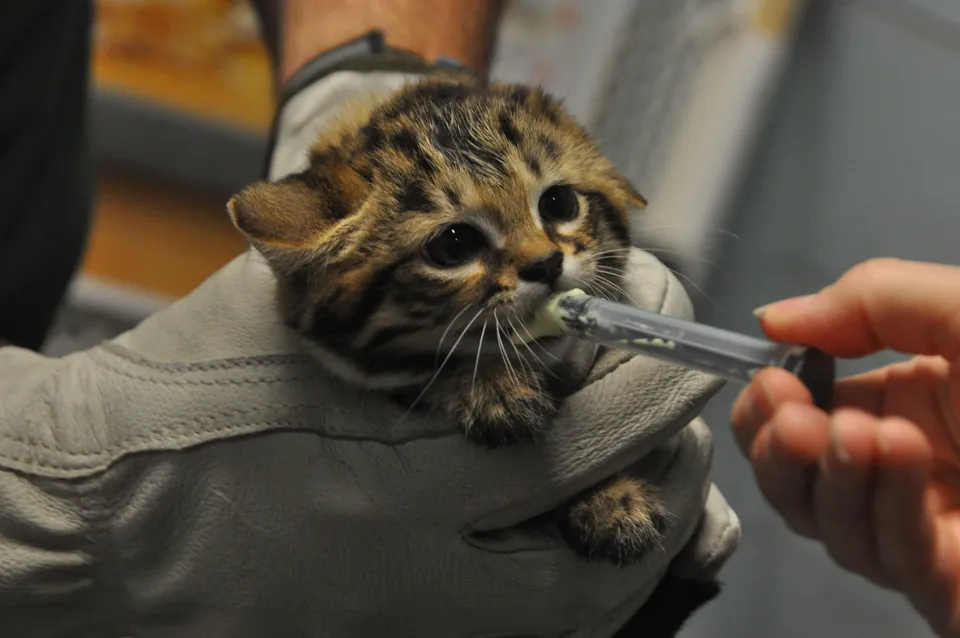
[227,74,667,567]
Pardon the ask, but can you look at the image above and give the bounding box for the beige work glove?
[0,61,739,638]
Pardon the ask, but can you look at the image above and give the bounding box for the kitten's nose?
[518,250,564,284]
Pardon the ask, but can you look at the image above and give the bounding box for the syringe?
[515,289,835,410]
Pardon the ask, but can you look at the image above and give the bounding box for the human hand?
[731,258,960,637]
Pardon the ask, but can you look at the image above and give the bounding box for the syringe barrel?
[556,294,811,385]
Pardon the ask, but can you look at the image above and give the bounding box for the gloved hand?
[0,51,739,638]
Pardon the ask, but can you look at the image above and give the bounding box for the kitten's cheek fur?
[512,281,553,316]
[558,254,588,291]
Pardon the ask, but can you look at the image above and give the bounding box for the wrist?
[277,0,503,85]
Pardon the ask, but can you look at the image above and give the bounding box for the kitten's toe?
[460,386,558,449]
[557,475,669,566]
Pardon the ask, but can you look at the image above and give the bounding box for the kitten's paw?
[451,375,559,448]
[557,475,670,566]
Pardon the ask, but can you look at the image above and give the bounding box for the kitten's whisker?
[593,265,628,277]
[592,247,634,253]
[594,261,627,277]
[638,246,721,268]
[592,273,641,308]
[504,318,535,382]
[591,248,635,258]
[434,304,474,365]
[666,267,724,312]
[398,308,484,424]
[471,320,488,397]
[592,266,640,298]
[593,274,637,299]
[574,276,615,305]
[587,278,620,303]
[636,225,741,241]
[494,311,522,390]
[509,317,558,379]
[518,319,562,363]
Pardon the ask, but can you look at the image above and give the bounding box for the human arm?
[731,257,960,637]
[0,1,92,350]
[248,0,505,83]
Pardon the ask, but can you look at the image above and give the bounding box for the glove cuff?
[263,29,474,181]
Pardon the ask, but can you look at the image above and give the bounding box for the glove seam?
[91,362,322,387]
[96,342,315,372]
[698,517,740,575]
[671,514,740,584]
[0,403,465,479]
[0,405,460,461]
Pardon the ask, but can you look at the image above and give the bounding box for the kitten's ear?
[227,178,327,249]
[617,174,648,210]
[609,172,648,247]
[227,160,368,250]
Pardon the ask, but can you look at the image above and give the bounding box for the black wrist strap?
[262,30,473,179]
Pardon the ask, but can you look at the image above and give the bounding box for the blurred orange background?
[86,0,273,300]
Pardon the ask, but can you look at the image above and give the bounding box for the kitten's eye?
[538,184,579,223]
[424,224,486,267]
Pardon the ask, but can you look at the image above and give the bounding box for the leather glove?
[0,49,739,638]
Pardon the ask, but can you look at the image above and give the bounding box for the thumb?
[754,258,960,360]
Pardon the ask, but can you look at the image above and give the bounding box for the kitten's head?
[228,76,646,388]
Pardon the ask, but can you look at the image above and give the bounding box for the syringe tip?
[510,288,585,344]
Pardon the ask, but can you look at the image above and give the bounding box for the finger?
[873,417,936,590]
[752,401,830,539]
[832,368,888,414]
[731,367,813,457]
[811,409,892,588]
[755,258,960,360]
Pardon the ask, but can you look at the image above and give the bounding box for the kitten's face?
[228,77,645,387]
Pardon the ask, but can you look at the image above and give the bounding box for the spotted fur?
[228,74,666,566]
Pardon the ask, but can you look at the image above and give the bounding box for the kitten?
[227,74,667,567]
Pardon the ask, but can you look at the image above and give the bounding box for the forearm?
[250,0,504,84]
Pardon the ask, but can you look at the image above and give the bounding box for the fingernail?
[752,294,816,319]
[829,417,852,465]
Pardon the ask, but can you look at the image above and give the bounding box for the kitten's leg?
[438,358,560,448]
[555,474,670,565]
[611,572,721,638]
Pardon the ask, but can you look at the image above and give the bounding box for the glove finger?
[461,420,718,631]
[670,483,741,582]
[465,362,722,530]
